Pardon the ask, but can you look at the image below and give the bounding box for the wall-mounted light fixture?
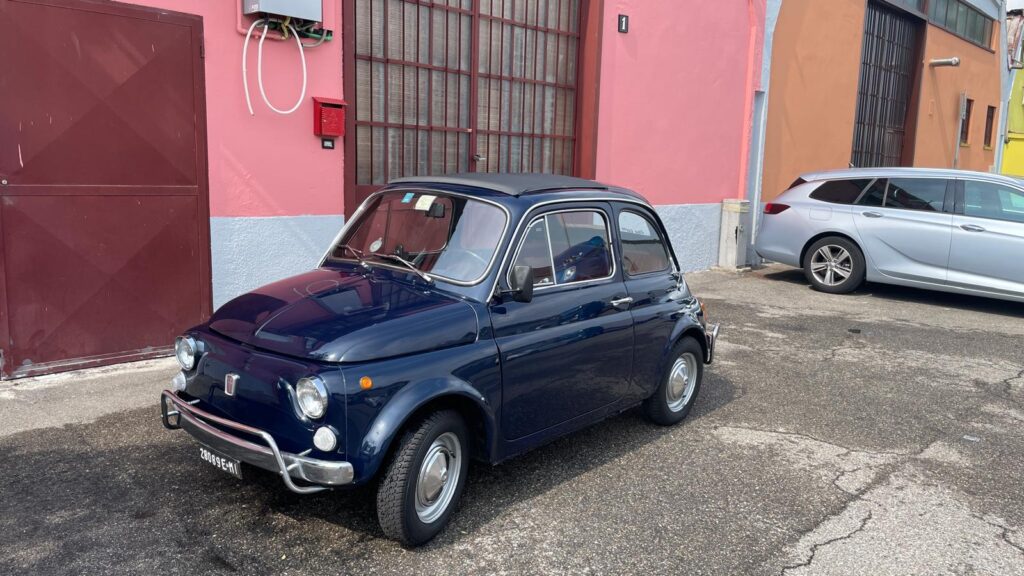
[929,57,961,67]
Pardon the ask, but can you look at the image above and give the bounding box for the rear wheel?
[803,237,865,294]
[376,410,469,546]
[643,337,704,426]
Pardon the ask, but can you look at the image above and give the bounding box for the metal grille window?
[851,2,920,168]
[477,1,578,175]
[348,0,580,193]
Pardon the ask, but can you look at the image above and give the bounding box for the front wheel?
[643,337,704,426]
[803,237,865,294]
[376,410,469,546]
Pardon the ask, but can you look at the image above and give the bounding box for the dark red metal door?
[0,0,212,378]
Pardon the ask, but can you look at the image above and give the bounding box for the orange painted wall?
[913,23,1001,171]
[761,0,867,201]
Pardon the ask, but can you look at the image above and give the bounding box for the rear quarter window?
[809,179,872,204]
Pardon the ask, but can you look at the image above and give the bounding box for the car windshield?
[328,191,507,284]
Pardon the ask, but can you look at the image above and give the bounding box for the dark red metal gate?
[0,0,211,378]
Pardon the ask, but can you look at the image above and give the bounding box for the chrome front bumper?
[160,390,353,494]
[705,323,720,364]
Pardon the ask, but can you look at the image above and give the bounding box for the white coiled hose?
[242,18,307,115]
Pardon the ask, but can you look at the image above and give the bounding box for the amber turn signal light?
[359,376,373,390]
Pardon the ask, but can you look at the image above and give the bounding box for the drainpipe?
[955,91,967,169]
[929,57,963,169]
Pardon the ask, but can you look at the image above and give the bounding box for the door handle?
[960,224,986,232]
[472,154,486,162]
[610,297,634,310]
[862,211,883,218]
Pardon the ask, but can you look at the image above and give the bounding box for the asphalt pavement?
[1,264,1022,575]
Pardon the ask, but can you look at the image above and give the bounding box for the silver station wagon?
[755,168,1024,303]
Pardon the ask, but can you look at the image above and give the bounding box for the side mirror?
[508,265,534,303]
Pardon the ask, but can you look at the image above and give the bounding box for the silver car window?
[963,181,1024,224]
[885,178,947,212]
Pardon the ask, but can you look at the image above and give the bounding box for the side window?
[885,178,947,212]
[618,211,671,275]
[510,209,613,288]
[809,179,872,204]
[857,179,887,207]
[512,218,555,287]
[963,181,1024,224]
[548,211,613,283]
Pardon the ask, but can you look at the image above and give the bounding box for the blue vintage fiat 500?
[161,173,719,545]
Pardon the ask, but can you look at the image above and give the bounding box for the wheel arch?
[799,231,864,268]
[357,378,497,482]
[656,316,709,391]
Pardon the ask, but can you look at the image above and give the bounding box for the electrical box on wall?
[244,0,323,22]
[313,97,346,138]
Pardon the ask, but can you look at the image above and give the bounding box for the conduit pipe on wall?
[242,18,308,115]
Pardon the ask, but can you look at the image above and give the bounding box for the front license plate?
[198,445,243,479]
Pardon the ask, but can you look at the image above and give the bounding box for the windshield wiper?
[371,253,433,284]
[336,243,372,270]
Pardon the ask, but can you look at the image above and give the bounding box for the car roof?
[390,173,607,196]
[387,172,649,203]
[800,167,1023,188]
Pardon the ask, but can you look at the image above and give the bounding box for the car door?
[614,204,680,396]
[947,179,1024,297]
[490,203,634,440]
[852,177,954,284]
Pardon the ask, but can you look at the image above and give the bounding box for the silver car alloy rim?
[415,432,462,524]
[666,353,698,412]
[810,245,853,287]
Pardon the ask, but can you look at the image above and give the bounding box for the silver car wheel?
[666,353,699,412]
[810,245,853,287]
[414,432,462,524]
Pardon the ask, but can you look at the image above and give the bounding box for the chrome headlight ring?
[296,376,329,420]
[174,336,197,371]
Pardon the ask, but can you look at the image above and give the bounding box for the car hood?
[208,267,479,363]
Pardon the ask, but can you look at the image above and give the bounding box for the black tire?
[643,337,704,426]
[376,410,469,547]
[802,236,865,294]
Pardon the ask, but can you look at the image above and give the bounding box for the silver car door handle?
[862,211,883,218]
[610,297,634,310]
[960,224,986,232]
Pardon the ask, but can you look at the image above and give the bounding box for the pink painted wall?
[594,0,765,206]
[126,0,344,217]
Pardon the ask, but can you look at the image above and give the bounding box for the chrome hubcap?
[810,245,853,286]
[666,353,698,412]
[415,432,461,524]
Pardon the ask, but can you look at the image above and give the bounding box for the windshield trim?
[319,187,512,287]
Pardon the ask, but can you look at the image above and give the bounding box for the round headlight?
[296,376,328,419]
[175,336,196,370]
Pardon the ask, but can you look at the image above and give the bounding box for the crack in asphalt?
[973,514,1024,557]
[780,509,874,575]
[970,367,1024,410]
[1001,369,1024,397]
[719,425,914,459]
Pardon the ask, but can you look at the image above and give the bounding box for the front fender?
[355,377,498,482]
